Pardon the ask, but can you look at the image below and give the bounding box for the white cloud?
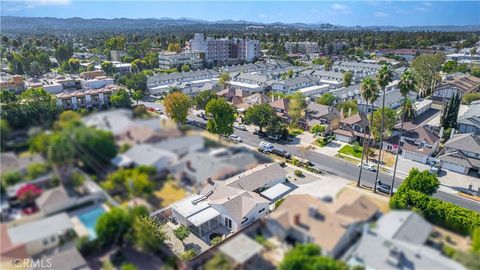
[331,3,348,12]
[374,11,388,18]
[331,3,351,14]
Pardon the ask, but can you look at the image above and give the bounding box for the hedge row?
[390,188,480,235]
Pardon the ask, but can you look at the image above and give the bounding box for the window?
[241,217,249,224]
[43,239,49,246]
[224,217,232,229]
[258,208,265,214]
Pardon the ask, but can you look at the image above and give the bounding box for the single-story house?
[111,144,178,173]
[5,213,74,257]
[265,192,378,258]
[154,135,205,157]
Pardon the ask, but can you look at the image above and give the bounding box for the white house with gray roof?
[344,210,464,270]
[457,100,480,134]
[438,133,480,175]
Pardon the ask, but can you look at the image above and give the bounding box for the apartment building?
[189,33,260,63]
[158,51,203,70]
[284,41,319,54]
[55,84,118,110]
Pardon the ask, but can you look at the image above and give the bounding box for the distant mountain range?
[2,16,479,32]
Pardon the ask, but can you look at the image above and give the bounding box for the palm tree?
[398,97,417,121]
[357,77,379,187]
[390,71,416,195]
[373,64,393,193]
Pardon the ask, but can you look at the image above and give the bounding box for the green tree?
[105,36,126,51]
[54,43,74,63]
[311,124,326,134]
[205,253,233,270]
[323,57,333,71]
[357,76,379,187]
[400,168,440,195]
[164,92,191,125]
[316,93,336,106]
[173,225,190,243]
[96,207,131,246]
[134,216,168,253]
[121,263,138,270]
[131,90,144,106]
[411,54,445,97]
[472,227,480,253]
[287,92,307,128]
[26,163,49,180]
[440,92,461,129]
[391,70,417,194]
[462,92,480,105]
[244,103,276,132]
[0,119,11,150]
[336,100,358,117]
[180,249,197,261]
[279,243,347,270]
[193,90,217,110]
[131,59,146,73]
[471,66,480,78]
[110,88,132,108]
[167,43,182,53]
[373,64,394,191]
[206,98,236,138]
[102,166,155,197]
[218,72,231,88]
[287,69,294,78]
[371,108,396,141]
[342,71,353,87]
[181,63,191,72]
[101,61,115,76]
[68,58,80,73]
[442,60,458,73]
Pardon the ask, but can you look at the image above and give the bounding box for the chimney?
[340,107,344,119]
[439,127,444,139]
[450,128,455,139]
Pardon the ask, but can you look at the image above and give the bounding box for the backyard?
[153,180,188,208]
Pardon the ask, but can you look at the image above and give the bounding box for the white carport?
[261,183,292,201]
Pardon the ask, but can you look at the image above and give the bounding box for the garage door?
[335,134,352,143]
[403,151,426,163]
[442,161,467,174]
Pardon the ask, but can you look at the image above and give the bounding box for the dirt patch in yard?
[342,185,391,213]
[154,180,187,208]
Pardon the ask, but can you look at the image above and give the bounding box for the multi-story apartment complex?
[284,41,319,54]
[189,33,260,63]
[158,51,204,70]
[55,84,118,110]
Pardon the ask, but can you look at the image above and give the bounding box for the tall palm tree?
[398,97,417,121]
[373,64,393,193]
[357,77,379,187]
[390,71,416,195]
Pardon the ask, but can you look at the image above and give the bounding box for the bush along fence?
[390,168,480,235]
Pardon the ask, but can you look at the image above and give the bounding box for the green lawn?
[338,144,363,159]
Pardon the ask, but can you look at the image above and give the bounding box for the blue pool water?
[77,206,105,240]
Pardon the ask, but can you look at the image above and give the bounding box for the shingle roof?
[8,213,73,244]
[444,133,480,154]
[376,211,432,245]
[224,163,286,191]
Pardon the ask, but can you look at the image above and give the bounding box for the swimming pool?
[77,206,105,240]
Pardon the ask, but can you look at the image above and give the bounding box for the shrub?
[180,249,197,261]
[121,263,138,270]
[210,236,222,246]
[76,236,99,256]
[294,170,303,177]
[173,225,190,242]
[1,171,22,186]
[311,124,326,134]
[71,171,85,187]
[26,163,49,180]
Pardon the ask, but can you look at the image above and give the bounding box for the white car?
[258,141,274,152]
[357,163,376,172]
[234,123,247,131]
[229,134,243,142]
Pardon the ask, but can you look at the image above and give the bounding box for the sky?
[1,0,480,27]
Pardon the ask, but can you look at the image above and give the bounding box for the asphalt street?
[140,99,480,212]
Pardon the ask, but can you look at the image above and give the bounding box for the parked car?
[258,141,274,152]
[267,134,280,141]
[295,157,313,166]
[234,123,247,131]
[254,129,267,137]
[357,163,376,172]
[228,134,243,143]
[155,108,163,114]
[376,180,396,195]
[271,148,291,159]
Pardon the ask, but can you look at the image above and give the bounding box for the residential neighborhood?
[1,2,480,270]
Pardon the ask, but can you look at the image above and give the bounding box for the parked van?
[258,141,274,152]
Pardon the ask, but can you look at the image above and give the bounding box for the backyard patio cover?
[219,233,263,265]
[187,206,221,227]
[260,182,291,201]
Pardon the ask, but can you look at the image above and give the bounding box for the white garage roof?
[261,183,291,201]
